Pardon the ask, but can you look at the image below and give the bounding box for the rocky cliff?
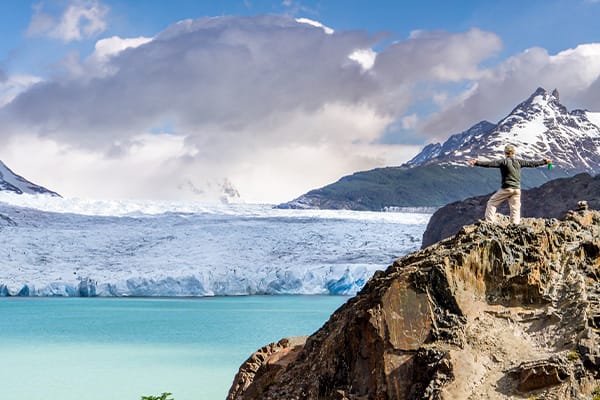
[422,173,600,248]
[228,208,600,399]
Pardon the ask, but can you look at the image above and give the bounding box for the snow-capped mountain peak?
[0,160,60,197]
[405,120,496,166]
[406,87,600,173]
[498,87,566,129]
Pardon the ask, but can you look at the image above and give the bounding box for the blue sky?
[1,0,600,202]
[3,0,599,72]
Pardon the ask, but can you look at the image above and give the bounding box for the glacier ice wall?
[0,196,430,297]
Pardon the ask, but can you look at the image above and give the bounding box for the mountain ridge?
[0,160,60,197]
[409,87,600,171]
[278,87,600,210]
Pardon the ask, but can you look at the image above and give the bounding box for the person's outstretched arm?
[469,159,502,168]
[519,158,551,168]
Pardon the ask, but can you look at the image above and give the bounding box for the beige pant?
[485,187,521,224]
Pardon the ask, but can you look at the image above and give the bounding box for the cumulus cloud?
[81,35,153,77]
[367,28,502,117]
[295,17,334,34]
[0,74,43,107]
[401,114,419,130]
[26,0,109,42]
[5,16,379,146]
[374,29,501,83]
[1,15,505,202]
[348,48,376,71]
[90,36,154,63]
[419,43,600,139]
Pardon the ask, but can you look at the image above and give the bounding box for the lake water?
[0,196,432,399]
[0,296,348,400]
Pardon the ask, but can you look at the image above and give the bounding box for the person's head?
[504,144,515,157]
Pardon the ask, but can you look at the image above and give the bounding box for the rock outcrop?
[422,173,600,248]
[228,337,308,399]
[228,208,600,399]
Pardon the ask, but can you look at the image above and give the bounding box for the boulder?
[422,173,600,248]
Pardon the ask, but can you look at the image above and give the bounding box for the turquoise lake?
[0,296,349,400]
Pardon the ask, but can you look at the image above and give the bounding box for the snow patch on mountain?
[0,160,60,196]
[586,111,600,129]
[407,87,600,173]
[405,120,496,166]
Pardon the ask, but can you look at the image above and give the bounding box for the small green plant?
[141,392,174,400]
[566,349,579,362]
[592,386,600,400]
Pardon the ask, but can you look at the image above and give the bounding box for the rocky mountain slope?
[279,87,600,210]
[0,160,60,196]
[422,173,600,248]
[228,207,600,399]
[406,88,600,171]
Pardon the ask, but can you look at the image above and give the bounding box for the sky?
[1,0,600,204]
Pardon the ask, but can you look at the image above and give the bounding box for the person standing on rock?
[468,144,551,224]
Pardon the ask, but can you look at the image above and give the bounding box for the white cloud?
[401,114,419,130]
[26,11,57,37]
[0,74,43,107]
[348,48,377,71]
[91,36,153,63]
[1,15,508,202]
[374,28,502,83]
[1,133,207,201]
[419,43,600,138]
[1,104,394,203]
[26,0,109,42]
[49,35,154,80]
[84,36,153,77]
[432,92,449,107]
[295,17,334,34]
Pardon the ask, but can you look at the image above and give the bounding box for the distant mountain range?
[279,87,600,210]
[0,160,60,197]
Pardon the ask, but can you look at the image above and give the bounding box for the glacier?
[0,193,431,296]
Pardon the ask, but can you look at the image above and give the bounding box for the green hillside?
[284,164,564,210]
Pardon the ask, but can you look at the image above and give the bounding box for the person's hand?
[468,159,477,166]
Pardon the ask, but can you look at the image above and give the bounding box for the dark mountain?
[0,160,60,197]
[404,120,497,167]
[278,87,600,210]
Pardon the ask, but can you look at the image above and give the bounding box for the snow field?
[0,195,430,296]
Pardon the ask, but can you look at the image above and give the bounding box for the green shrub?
[141,392,174,400]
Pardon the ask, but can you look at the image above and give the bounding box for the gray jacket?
[475,157,547,189]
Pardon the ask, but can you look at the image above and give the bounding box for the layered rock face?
[228,209,600,399]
